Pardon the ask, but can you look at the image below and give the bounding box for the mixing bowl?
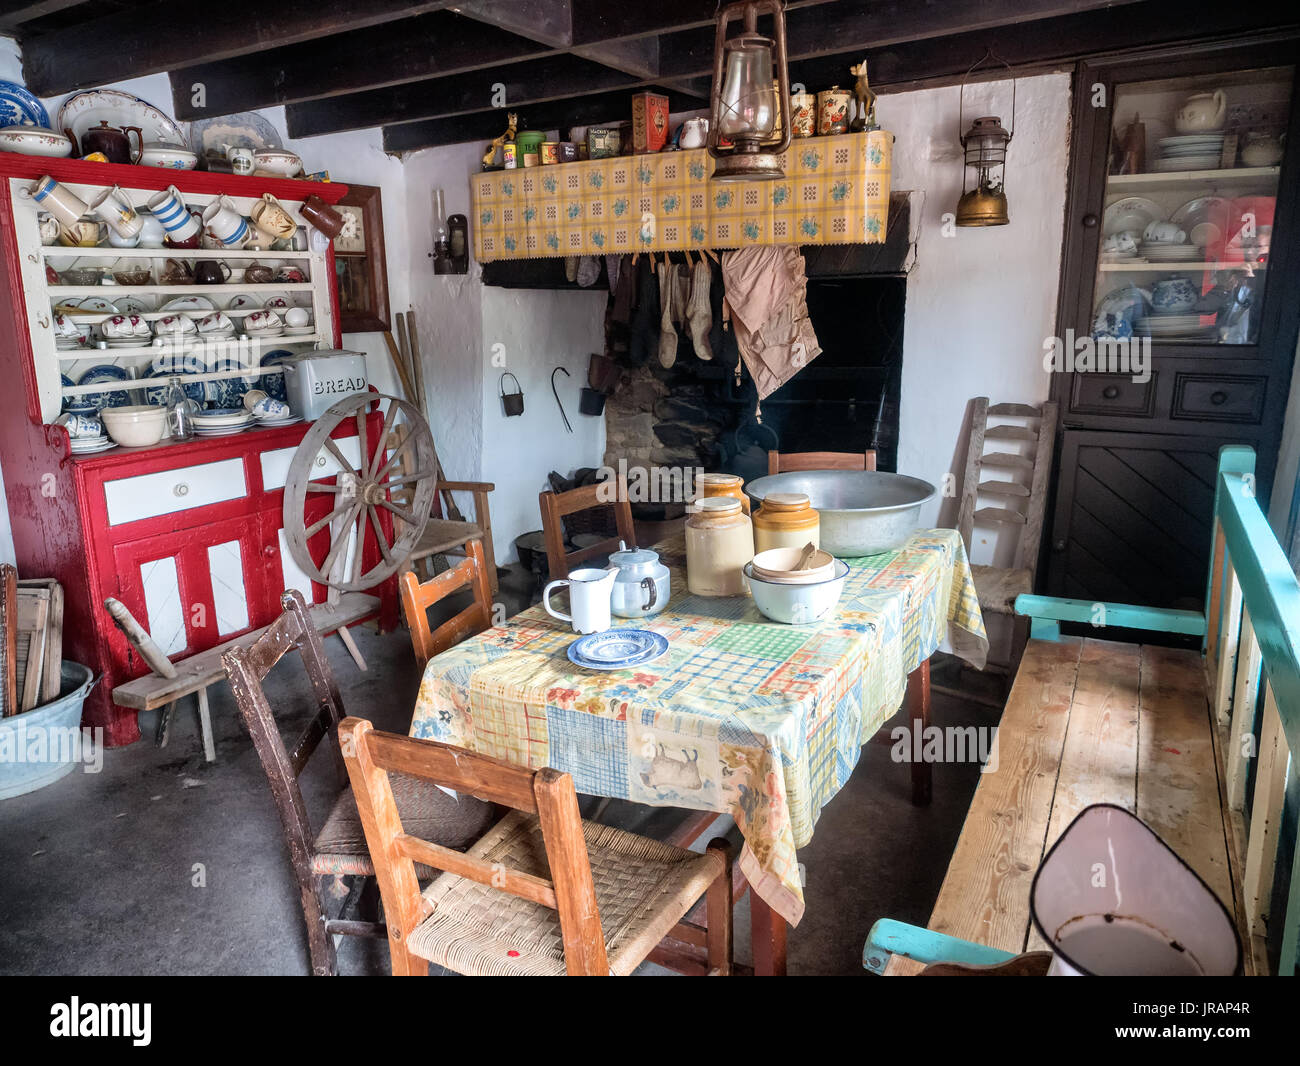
[744,559,850,625]
[746,470,936,557]
[101,405,167,448]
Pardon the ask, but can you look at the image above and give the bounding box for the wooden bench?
[866,446,1300,976]
[112,592,379,762]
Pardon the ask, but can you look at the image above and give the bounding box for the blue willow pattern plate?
[567,629,668,671]
[0,81,50,128]
[76,364,132,412]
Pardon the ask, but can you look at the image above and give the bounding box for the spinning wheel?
[282,393,438,592]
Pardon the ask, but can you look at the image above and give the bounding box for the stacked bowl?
[744,546,850,625]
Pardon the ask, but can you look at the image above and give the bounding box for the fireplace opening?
[603,272,906,521]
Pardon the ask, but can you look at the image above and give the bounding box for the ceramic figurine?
[482,112,518,171]
[849,60,878,132]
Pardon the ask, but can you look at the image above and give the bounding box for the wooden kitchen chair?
[390,423,499,595]
[539,473,636,579]
[222,589,494,976]
[399,539,493,670]
[955,398,1058,674]
[768,449,877,474]
[341,716,734,976]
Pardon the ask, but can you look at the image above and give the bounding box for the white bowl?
[139,143,198,169]
[101,405,167,448]
[253,149,303,178]
[751,546,835,583]
[745,560,850,625]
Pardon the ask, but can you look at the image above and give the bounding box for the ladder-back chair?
[341,717,734,976]
[539,473,636,580]
[399,539,493,670]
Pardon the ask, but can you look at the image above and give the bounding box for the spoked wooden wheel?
[282,393,438,592]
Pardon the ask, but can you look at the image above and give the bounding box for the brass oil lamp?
[956,53,1016,227]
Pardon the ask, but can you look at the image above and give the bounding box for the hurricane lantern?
[708,0,792,182]
[955,54,1016,227]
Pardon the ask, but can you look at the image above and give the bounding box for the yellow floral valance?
[472,129,891,262]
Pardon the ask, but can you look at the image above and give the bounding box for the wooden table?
[410,529,988,974]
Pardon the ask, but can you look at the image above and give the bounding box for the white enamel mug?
[543,567,617,634]
[89,184,142,238]
[202,195,250,246]
[147,185,200,241]
[25,175,88,227]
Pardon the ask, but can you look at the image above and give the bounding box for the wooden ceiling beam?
[382,87,700,154]
[20,0,459,97]
[169,12,553,120]
[380,0,1294,153]
[288,55,642,139]
[0,0,87,32]
[455,0,574,47]
[657,0,1152,78]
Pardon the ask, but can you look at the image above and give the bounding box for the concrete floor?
[0,564,995,976]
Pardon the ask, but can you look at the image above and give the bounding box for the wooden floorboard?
[924,637,1083,954]
[1025,637,1142,952]
[1135,643,1234,909]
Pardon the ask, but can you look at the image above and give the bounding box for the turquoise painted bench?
[866,445,1300,976]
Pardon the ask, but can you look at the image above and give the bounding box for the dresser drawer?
[103,457,248,526]
[1069,372,1156,417]
[1171,374,1266,424]
[260,436,364,491]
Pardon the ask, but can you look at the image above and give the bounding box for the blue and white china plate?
[77,364,132,411]
[140,362,210,407]
[567,629,668,671]
[258,350,295,402]
[0,80,50,129]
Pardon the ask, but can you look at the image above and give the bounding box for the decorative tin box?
[631,92,670,154]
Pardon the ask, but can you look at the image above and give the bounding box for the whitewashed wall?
[878,72,1072,567]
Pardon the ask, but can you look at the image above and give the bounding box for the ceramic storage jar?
[752,492,820,553]
[686,497,754,597]
[697,472,752,515]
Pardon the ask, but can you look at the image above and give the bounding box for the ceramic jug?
[1174,90,1226,133]
[608,541,670,618]
[543,567,617,634]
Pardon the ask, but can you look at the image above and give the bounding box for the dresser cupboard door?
[109,514,277,664]
[1046,430,1257,610]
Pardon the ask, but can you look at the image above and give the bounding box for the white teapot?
[1175,90,1226,133]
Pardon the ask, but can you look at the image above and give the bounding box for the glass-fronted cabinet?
[1048,40,1300,609]
[1093,65,1289,349]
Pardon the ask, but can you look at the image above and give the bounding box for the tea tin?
[817,87,851,135]
[540,141,559,165]
[587,126,621,159]
[790,92,816,138]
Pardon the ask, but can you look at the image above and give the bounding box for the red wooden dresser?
[0,154,395,745]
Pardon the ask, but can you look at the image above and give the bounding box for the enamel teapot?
[608,541,670,618]
[1174,90,1226,133]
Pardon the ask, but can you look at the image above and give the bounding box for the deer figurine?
[849,60,878,132]
[482,112,519,170]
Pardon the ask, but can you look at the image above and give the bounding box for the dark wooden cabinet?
[1048,39,1300,606]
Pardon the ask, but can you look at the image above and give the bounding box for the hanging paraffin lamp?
[707,0,792,182]
[955,52,1016,226]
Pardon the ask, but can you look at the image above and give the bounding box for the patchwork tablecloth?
[410,529,987,925]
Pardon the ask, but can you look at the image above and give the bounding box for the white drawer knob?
[173,483,190,497]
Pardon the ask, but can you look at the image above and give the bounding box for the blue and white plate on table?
[567,629,669,671]
[0,81,50,128]
[76,364,132,412]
